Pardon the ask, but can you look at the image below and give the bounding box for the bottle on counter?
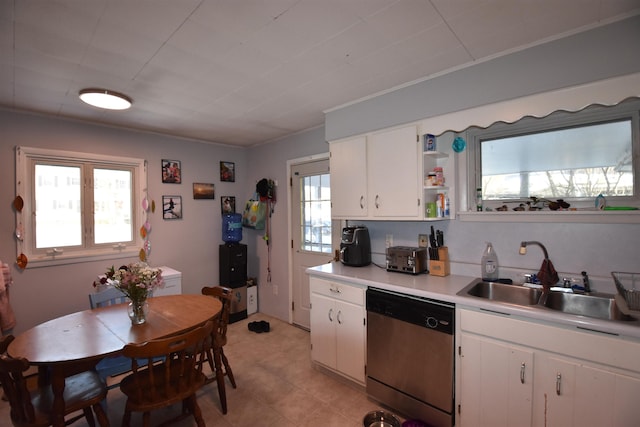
[476,187,483,211]
[481,242,499,281]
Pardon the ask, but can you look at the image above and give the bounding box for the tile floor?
[1,314,402,426]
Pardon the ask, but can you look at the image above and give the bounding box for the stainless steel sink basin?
[458,279,543,306]
[542,291,635,321]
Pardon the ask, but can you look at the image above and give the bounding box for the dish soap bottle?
[481,242,499,281]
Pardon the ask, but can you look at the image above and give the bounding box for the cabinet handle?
[360,196,365,209]
[337,310,342,324]
[330,287,341,294]
[556,373,562,395]
[520,363,526,384]
[375,195,380,208]
[328,308,333,322]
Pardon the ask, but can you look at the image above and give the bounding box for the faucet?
[581,271,591,293]
[519,241,559,300]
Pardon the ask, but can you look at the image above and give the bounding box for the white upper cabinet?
[330,125,422,220]
[329,136,368,218]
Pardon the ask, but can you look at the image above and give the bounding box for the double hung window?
[16,146,146,267]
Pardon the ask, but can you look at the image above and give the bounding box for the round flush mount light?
[79,88,132,110]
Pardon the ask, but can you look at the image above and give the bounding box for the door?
[291,158,338,329]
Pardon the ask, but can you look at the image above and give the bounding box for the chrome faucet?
[519,241,559,301]
[581,271,591,293]
[519,240,549,258]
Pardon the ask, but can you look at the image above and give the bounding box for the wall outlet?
[273,284,278,295]
[386,234,393,248]
[419,234,429,247]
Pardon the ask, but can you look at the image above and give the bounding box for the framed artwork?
[162,195,182,220]
[193,182,215,199]
[162,159,181,184]
[220,161,235,182]
[221,196,235,214]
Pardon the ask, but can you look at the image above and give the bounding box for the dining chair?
[0,335,110,427]
[119,320,213,427]
[201,286,237,414]
[88,287,131,390]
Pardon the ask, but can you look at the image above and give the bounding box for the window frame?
[15,146,147,268]
[467,100,640,213]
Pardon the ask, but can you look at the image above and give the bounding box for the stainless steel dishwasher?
[366,287,455,427]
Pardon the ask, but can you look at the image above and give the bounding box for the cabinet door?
[534,356,577,427]
[335,299,365,383]
[535,355,640,427]
[310,292,337,369]
[368,125,421,218]
[459,334,534,427]
[330,136,367,218]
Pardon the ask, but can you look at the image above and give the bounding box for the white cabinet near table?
[329,125,422,220]
[153,266,182,296]
[309,277,366,384]
[457,308,640,427]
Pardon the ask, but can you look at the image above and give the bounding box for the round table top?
[8,294,222,364]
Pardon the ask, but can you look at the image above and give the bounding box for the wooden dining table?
[8,294,222,427]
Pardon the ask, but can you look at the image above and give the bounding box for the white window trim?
[15,146,147,268]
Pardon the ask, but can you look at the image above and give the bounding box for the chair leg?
[213,346,227,414]
[83,407,96,427]
[186,394,206,427]
[92,402,110,427]
[221,350,236,388]
[122,408,131,427]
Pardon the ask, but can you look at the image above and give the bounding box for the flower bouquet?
[95,262,163,324]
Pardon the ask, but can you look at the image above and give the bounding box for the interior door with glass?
[291,159,338,329]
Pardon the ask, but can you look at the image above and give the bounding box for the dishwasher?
[366,287,455,427]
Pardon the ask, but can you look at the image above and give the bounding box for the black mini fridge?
[219,243,247,323]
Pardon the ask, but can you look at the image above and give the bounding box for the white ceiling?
[2,1,639,147]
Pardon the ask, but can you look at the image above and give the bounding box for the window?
[300,173,332,253]
[16,146,146,267]
[470,100,639,210]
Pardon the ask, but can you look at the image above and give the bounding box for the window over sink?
[468,98,639,212]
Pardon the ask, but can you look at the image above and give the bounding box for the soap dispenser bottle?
[481,242,499,281]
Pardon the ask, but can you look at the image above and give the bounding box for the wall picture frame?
[220,161,235,182]
[162,195,182,219]
[221,196,235,214]
[193,182,215,199]
[162,159,181,184]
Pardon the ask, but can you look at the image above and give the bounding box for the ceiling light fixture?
[79,88,132,110]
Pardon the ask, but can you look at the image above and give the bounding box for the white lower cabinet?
[459,334,534,426]
[458,308,640,427]
[309,277,366,384]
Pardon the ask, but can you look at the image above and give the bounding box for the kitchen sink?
[542,291,634,321]
[459,279,543,306]
[458,278,636,322]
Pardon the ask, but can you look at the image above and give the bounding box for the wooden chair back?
[119,321,213,426]
[0,335,109,427]
[0,335,36,425]
[201,286,232,344]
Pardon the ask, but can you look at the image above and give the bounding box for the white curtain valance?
[422,72,640,136]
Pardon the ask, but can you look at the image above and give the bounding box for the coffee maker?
[339,226,371,267]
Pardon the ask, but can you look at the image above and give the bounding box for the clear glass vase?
[128,299,149,325]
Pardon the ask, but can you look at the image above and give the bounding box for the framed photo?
[221,196,235,214]
[162,159,181,184]
[162,195,182,220]
[220,161,235,182]
[193,182,215,199]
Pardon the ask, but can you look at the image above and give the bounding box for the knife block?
[430,246,450,277]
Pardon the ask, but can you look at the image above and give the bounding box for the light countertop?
[307,262,640,341]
